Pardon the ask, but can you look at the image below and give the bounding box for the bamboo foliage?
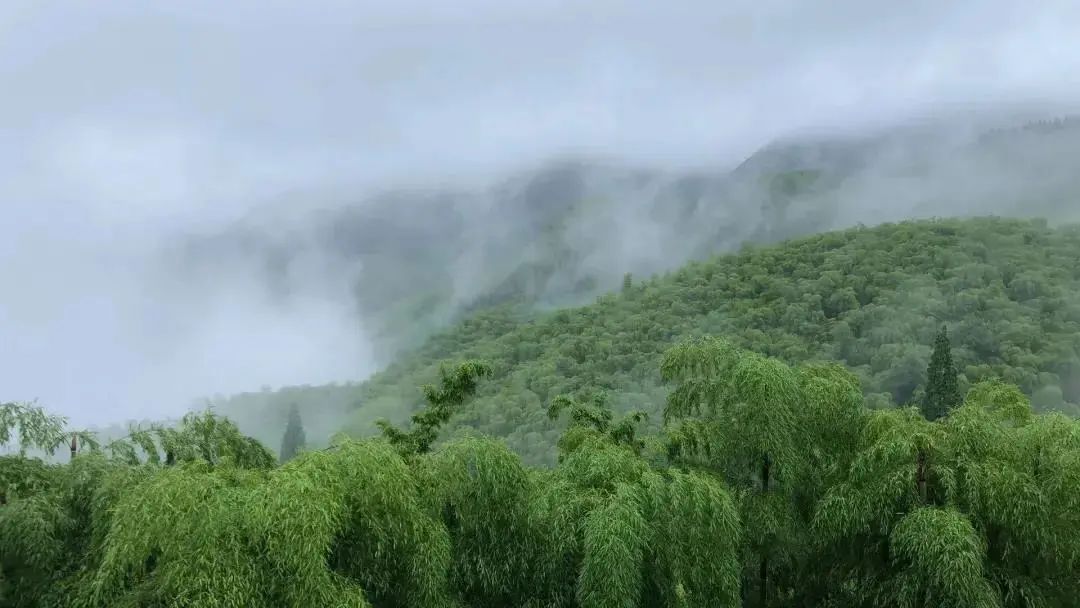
[2,346,1079,608]
[102,411,276,470]
[83,463,270,608]
[257,439,452,608]
[661,337,807,606]
[416,436,538,607]
[1,402,69,456]
[813,378,1080,607]
[888,507,998,607]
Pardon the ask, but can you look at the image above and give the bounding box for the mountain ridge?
[143,111,1080,451]
[205,215,1080,462]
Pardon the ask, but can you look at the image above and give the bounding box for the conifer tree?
[279,403,306,464]
[923,325,961,421]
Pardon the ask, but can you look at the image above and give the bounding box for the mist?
[3,1,1080,430]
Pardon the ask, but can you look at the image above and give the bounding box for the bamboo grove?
[3,334,1079,607]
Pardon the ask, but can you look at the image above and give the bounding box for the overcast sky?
[2,0,1079,426]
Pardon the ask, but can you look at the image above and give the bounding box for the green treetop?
[279,403,306,463]
[923,325,961,421]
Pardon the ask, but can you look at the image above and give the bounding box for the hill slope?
[166,114,1080,371]
[213,216,1080,462]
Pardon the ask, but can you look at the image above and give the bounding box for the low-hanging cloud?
[2,0,1080,427]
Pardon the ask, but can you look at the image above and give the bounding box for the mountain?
[204,216,1080,462]
[164,158,778,363]
[167,112,1080,451]
[169,113,1080,362]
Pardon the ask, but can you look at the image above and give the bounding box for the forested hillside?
[7,215,1080,607]
[211,216,1080,463]
[161,115,1080,453]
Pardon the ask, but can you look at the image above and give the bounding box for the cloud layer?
[2,1,1079,425]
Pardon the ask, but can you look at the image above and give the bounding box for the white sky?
[2,0,1079,425]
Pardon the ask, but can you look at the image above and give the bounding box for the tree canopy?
[4,216,1080,607]
[4,339,1079,607]
[211,216,1080,464]
[278,404,306,463]
[923,325,962,421]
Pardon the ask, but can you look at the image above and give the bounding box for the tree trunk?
[69,433,78,459]
[762,455,771,491]
[759,556,769,607]
[915,449,932,607]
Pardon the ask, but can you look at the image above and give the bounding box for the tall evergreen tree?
[279,403,306,463]
[922,325,961,421]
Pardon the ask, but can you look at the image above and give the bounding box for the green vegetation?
[922,325,962,421]
[5,215,1080,606]
[304,216,1080,464]
[278,404,306,463]
[3,337,1079,606]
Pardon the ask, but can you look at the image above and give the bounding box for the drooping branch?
[378,360,492,456]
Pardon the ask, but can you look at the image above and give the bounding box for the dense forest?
[215,216,1080,464]
[3,333,1078,606]
[4,215,1080,607]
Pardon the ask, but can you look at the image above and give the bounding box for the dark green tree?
[279,404,306,464]
[922,325,961,421]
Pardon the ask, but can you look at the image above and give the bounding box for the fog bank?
[2,0,1079,426]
